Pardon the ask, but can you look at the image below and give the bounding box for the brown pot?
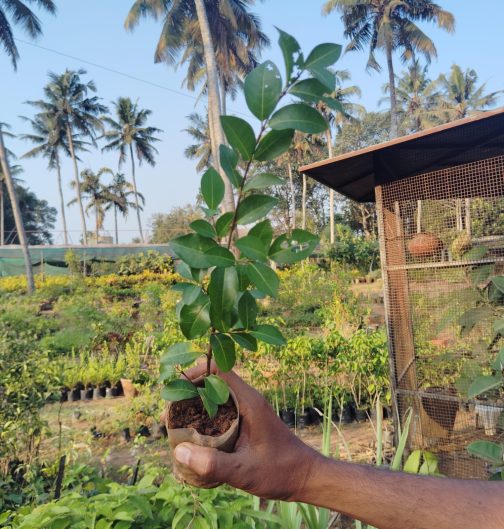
[120,378,138,398]
[165,388,239,485]
[407,233,443,258]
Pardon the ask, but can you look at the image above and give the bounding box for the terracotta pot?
[120,378,138,399]
[407,233,443,258]
[165,388,239,485]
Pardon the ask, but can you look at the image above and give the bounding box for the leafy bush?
[117,251,174,276]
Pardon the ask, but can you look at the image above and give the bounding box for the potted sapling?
[160,30,344,482]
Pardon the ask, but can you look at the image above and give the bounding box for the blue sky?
[1,0,503,243]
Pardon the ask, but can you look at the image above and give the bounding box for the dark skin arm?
[173,364,504,529]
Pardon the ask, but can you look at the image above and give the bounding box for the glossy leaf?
[289,78,327,101]
[198,387,218,417]
[492,276,504,293]
[492,348,504,371]
[276,27,303,81]
[270,103,327,134]
[244,60,282,120]
[159,362,175,382]
[249,219,274,246]
[221,116,256,161]
[238,292,258,329]
[304,43,342,70]
[204,246,236,268]
[201,206,220,218]
[269,229,319,264]
[201,167,224,210]
[468,375,503,399]
[175,261,193,281]
[250,324,286,346]
[307,64,336,92]
[236,264,251,290]
[170,234,217,269]
[171,282,195,293]
[246,262,279,297]
[215,211,235,238]
[208,267,239,315]
[236,194,278,225]
[231,332,258,351]
[219,145,242,188]
[180,294,211,339]
[210,333,236,372]
[244,172,284,192]
[190,219,216,239]
[161,379,198,401]
[467,440,504,464]
[204,375,230,405]
[160,342,202,367]
[254,129,294,161]
[235,235,269,262]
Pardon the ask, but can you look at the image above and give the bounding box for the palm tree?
[105,172,143,244]
[20,114,87,245]
[69,168,112,243]
[184,112,212,172]
[432,64,502,123]
[125,0,268,213]
[0,124,35,292]
[27,70,107,245]
[0,155,23,246]
[0,0,56,70]
[323,0,455,138]
[101,97,161,243]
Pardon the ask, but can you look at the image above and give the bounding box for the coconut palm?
[105,172,144,244]
[27,70,108,245]
[323,0,455,138]
[0,156,23,246]
[125,0,268,213]
[101,97,161,243]
[432,64,502,123]
[184,112,212,172]
[0,0,56,70]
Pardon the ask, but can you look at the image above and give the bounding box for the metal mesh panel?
[376,155,504,479]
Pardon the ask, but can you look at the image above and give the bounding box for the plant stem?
[206,342,213,377]
[180,370,194,384]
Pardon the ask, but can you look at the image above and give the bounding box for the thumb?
[173,442,233,485]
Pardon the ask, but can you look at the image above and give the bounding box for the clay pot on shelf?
[165,389,239,485]
[120,378,138,399]
[407,233,443,258]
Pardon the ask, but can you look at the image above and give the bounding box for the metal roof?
[300,108,504,203]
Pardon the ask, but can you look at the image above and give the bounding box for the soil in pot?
[168,397,237,437]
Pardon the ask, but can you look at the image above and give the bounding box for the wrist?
[289,450,330,503]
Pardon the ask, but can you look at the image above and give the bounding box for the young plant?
[160,30,344,418]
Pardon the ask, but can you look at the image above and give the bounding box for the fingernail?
[174,445,191,466]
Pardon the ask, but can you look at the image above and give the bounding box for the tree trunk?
[129,144,145,243]
[95,206,99,242]
[416,200,422,234]
[55,153,69,245]
[220,72,227,116]
[385,38,399,139]
[287,161,296,230]
[67,125,87,245]
[0,129,35,293]
[194,0,235,213]
[326,129,335,244]
[114,206,119,244]
[0,183,4,246]
[302,173,307,230]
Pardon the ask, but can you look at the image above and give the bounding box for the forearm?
[296,453,504,529]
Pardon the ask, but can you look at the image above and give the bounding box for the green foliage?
[163,30,343,417]
[117,252,174,276]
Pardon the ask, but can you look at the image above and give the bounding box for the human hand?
[171,362,321,500]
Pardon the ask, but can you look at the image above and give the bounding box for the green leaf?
[492,276,504,293]
[470,264,493,286]
[171,282,195,293]
[238,292,258,329]
[289,78,327,101]
[221,116,256,161]
[246,262,279,297]
[249,219,274,246]
[180,294,211,339]
[201,167,225,210]
[467,440,504,464]
[208,266,239,318]
[235,235,269,262]
[468,375,503,399]
[201,206,220,218]
[204,246,236,268]
[161,343,202,367]
[219,145,242,188]
[276,27,303,82]
[210,334,236,372]
[204,375,230,405]
[304,43,342,70]
[254,129,294,161]
[459,306,494,336]
[244,173,284,192]
[244,60,282,120]
[250,324,286,346]
[159,362,175,382]
[492,348,504,371]
[231,332,258,351]
[320,95,344,113]
[198,387,218,418]
[190,219,217,239]
[175,261,193,281]
[191,267,208,283]
[215,211,235,238]
[270,103,327,134]
[236,194,278,225]
[269,229,319,264]
[307,64,336,92]
[236,265,251,290]
[170,234,217,269]
[403,450,421,474]
[493,320,504,337]
[161,380,198,401]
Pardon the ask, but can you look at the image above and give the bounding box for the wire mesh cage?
[376,155,504,479]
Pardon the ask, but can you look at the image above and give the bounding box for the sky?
[1,0,503,243]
